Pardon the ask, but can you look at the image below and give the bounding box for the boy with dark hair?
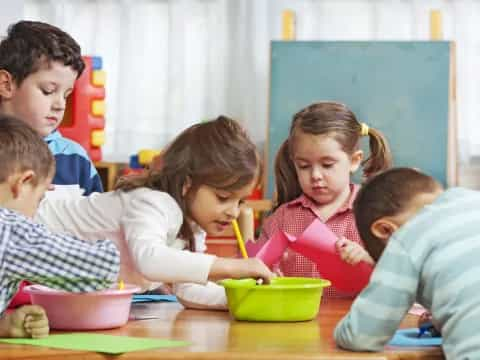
[0,115,119,338]
[334,167,480,359]
[0,20,103,195]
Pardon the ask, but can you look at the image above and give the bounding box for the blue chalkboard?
[267,41,454,198]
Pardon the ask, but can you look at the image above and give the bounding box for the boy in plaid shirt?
[0,115,120,338]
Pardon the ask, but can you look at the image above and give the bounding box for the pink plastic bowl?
[24,284,140,330]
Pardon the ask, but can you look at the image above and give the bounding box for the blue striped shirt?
[334,188,480,360]
[0,207,120,314]
[44,131,103,195]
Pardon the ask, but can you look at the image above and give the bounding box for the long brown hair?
[274,101,392,208]
[115,116,260,251]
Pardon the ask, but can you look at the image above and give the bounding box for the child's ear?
[0,70,16,99]
[182,176,192,197]
[10,170,35,198]
[371,218,397,241]
[350,150,363,173]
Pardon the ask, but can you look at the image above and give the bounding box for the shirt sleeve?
[173,282,227,310]
[334,239,419,351]
[121,190,216,284]
[85,171,104,195]
[4,222,120,292]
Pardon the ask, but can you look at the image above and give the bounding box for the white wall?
[0,1,24,31]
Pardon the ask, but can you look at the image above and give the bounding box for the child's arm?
[173,282,227,310]
[335,237,375,266]
[0,305,49,338]
[334,240,418,351]
[5,222,120,292]
[123,191,274,287]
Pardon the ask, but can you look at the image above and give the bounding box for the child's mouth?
[214,220,230,231]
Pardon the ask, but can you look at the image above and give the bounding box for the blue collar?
[44,130,62,142]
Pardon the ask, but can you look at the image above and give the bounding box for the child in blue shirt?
[0,20,103,195]
[0,115,120,338]
[335,167,480,359]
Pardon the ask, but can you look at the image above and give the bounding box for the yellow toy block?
[92,70,106,86]
[138,149,161,165]
[91,129,105,146]
[91,100,105,116]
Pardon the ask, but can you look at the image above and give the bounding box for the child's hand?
[6,305,49,338]
[273,266,284,277]
[238,258,276,284]
[210,258,275,284]
[335,238,375,266]
[418,310,441,337]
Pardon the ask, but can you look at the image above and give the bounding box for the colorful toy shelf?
[60,56,106,162]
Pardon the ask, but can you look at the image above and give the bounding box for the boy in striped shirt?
[0,116,119,338]
[335,167,480,360]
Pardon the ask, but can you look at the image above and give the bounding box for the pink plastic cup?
[24,284,140,330]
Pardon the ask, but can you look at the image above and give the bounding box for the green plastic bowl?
[220,277,331,322]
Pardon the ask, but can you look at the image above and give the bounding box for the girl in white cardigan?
[36,116,273,309]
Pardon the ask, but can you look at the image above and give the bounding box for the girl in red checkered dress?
[257,101,392,298]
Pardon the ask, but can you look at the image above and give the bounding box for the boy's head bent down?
[353,167,443,261]
[0,20,85,137]
[0,115,55,217]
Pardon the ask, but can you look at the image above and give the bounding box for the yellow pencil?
[232,219,248,259]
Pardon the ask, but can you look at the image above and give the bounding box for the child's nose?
[225,203,241,219]
[311,166,323,180]
[52,96,66,111]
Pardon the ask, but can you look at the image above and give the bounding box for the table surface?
[0,298,444,359]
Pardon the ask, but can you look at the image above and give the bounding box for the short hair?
[0,20,85,85]
[0,115,55,184]
[353,167,441,261]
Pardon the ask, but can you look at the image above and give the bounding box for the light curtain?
[23,0,480,171]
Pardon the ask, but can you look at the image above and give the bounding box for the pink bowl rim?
[23,284,141,296]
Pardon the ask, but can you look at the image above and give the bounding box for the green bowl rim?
[220,277,331,290]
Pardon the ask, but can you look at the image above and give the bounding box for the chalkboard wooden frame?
[265,41,457,199]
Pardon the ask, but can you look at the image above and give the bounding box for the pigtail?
[361,127,392,179]
[274,139,302,209]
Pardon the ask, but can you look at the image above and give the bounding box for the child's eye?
[297,164,310,170]
[216,194,229,202]
[41,88,54,95]
[323,162,335,169]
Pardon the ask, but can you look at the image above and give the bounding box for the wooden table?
[0,299,444,359]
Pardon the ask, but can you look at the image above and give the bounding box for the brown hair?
[353,167,441,261]
[0,115,54,184]
[115,116,261,250]
[274,101,392,207]
[0,20,85,86]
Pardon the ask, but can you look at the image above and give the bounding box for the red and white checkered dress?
[257,184,365,299]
